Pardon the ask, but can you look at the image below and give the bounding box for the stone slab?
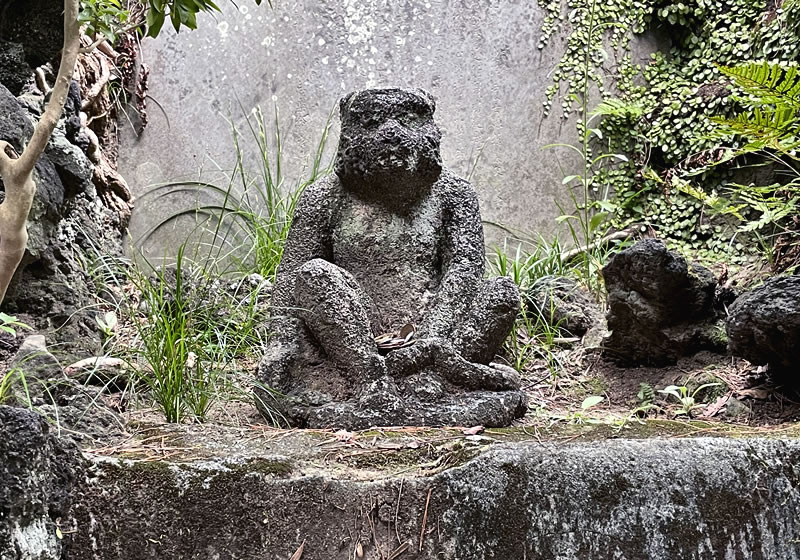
[63,430,800,560]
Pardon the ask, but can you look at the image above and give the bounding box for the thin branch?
[16,0,81,177]
[81,55,111,111]
[559,228,636,263]
[79,20,145,54]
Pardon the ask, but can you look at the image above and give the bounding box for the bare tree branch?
[0,0,81,305]
[15,0,81,178]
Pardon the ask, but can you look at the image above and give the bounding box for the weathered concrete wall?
[120,0,660,256]
[65,437,800,559]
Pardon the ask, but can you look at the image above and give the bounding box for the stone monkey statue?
[257,88,526,428]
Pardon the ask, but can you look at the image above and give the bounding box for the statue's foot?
[439,355,521,392]
[357,375,404,416]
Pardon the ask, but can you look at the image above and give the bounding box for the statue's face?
[335,88,443,205]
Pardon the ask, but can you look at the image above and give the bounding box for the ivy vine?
[538,0,800,264]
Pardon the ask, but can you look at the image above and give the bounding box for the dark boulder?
[0,0,64,68]
[524,275,602,337]
[0,405,84,560]
[0,39,32,95]
[603,238,723,365]
[727,275,800,377]
[0,83,125,358]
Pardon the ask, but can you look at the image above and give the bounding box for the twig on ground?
[419,487,432,553]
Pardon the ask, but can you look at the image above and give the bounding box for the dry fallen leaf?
[356,541,364,558]
[701,392,731,418]
[399,323,415,342]
[334,429,356,443]
[737,388,771,400]
[462,425,485,436]
[289,540,305,560]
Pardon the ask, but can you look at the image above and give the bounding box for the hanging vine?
[538,0,800,264]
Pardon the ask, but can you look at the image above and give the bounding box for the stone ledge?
[64,437,800,560]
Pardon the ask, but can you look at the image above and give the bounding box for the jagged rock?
[524,275,602,337]
[0,405,84,560]
[602,238,723,365]
[0,39,31,94]
[0,0,64,68]
[257,88,526,428]
[10,334,62,382]
[45,125,95,197]
[0,82,125,358]
[727,275,800,378]
[7,335,122,439]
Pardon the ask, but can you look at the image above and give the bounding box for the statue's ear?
[339,91,356,117]
[415,89,436,115]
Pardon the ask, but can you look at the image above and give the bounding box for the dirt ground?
[521,348,800,427]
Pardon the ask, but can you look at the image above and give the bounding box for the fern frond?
[711,107,798,149]
[590,97,645,119]
[718,61,800,110]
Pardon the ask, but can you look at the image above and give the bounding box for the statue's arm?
[420,175,485,339]
[271,176,337,313]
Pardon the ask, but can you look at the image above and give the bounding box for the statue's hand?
[384,337,444,378]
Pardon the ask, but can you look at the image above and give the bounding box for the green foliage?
[539,0,800,264]
[78,0,271,42]
[488,238,568,376]
[140,106,333,282]
[677,61,800,240]
[0,367,29,406]
[637,382,654,406]
[488,237,565,293]
[79,0,130,42]
[0,312,30,336]
[537,0,649,118]
[658,382,721,417]
[124,245,268,422]
[567,394,605,424]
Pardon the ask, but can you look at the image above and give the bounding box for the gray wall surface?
[121,0,657,257]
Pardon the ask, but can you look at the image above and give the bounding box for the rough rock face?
[257,88,526,429]
[0,81,125,354]
[727,275,800,377]
[524,275,602,337]
[0,406,84,560]
[0,0,64,74]
[65,437,800,559]
[8,335,123,441]
[0,39,31,95]
[603,238,723,365]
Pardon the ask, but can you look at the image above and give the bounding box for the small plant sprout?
[582,395,605,410]
[0,367,30,406]
[568,395,605,424]
[658,383,722,417]
[0,312,31,336]
[95,310,118,339]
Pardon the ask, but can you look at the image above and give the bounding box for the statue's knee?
[296,258,342,296]
[298,258,339,279]
[483,276,521,315]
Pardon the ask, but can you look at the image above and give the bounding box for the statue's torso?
[331,189,445,331]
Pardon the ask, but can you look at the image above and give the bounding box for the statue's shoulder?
[296,174,344,209]
[433,168,478,202]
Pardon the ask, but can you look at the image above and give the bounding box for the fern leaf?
[711,107,798,149]
[718,61,800,110]
[590,98,645,119]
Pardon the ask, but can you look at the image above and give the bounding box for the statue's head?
[335,88,443,206]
